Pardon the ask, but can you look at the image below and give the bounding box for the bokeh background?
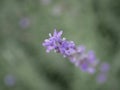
[0,0,120,90]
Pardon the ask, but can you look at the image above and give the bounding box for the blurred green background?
[0,0,120,90]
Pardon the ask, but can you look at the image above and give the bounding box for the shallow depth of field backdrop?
[0,0,120,90]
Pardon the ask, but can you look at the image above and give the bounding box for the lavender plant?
[43,29,99,74]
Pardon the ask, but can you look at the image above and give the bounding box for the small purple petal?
[87,67,95,74]
[57,31,63,37]
[88,51,96,63]
[53,29,63,38]
[77,45,85,53]
[53,29,57,36]
[69,57,76,63]
[80,63,88,71]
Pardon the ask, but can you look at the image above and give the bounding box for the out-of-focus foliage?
[0,0,120,90]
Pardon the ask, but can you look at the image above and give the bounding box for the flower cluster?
[42,29,99,74]
[42,29,76,56]
[96,62,110,84]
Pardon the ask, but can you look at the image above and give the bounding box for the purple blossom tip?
[54,29,63,37]
[43,29,76,56]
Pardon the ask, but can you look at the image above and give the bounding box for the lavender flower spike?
[42,29,99,74]
[43,29,76,56]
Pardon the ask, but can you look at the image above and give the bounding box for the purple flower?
[52,29,63,38]
[74,53,97,74]
[43,29,76,56]
[59,40,76,56]
[100,62,110,73]
[76,45,86,53]
[19,17,30,29]
[42,29,99,74]
[96,73,107,84]
[87,67,95,74]
[42,39,56,53]
[4,74,16,87]
[87,51,96,63]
